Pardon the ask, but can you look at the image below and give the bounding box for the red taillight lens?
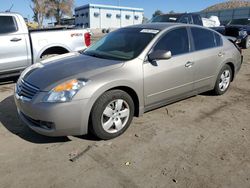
[84,32,91,47]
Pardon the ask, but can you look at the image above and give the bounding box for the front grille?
[16,80,40,100]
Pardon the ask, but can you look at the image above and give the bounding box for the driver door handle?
[185,61,194,68]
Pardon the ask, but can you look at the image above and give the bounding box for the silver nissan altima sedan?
[14,23,242,140]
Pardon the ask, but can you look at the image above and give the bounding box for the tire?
[212,64,232,95]
[243,35,250,49]
[90,90,134,140]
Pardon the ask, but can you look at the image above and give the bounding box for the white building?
[75,4,144,29]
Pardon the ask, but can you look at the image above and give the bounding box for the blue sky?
[1,0,228,20]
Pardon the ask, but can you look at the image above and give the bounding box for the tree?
[47,0,74,25]
[152,10,163,18]
[169,10,175,14]
[30,0,51,28]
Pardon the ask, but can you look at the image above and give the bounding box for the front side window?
[153,28,190,56]
[0,16,17,34]
[191,27,216,51]
[84,28,159,61]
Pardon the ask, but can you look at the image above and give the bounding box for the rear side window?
[0,16,17,34]
[214,33,223,47]
[191,27,216,51]
[153,28,189,56]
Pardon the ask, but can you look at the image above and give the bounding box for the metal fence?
[199,6,250,25]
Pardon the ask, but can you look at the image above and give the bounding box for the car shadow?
[0,95,71,144]
[0,76,19,85]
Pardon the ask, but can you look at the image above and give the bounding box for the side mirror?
[148,50,172,62]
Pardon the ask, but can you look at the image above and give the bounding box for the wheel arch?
[40,46,70,59]
[225,62,235,81]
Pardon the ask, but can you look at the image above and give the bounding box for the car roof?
[125,23,182,31]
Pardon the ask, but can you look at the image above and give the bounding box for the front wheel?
[243,35,250,49]
[90,90,134,140]
[212,64,232,95]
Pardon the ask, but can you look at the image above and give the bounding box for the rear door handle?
[10,38,22,42]
[185,61,194,68]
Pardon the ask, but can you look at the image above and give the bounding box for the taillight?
[84,32,91,47]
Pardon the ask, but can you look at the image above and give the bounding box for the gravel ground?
[0,49,250,188]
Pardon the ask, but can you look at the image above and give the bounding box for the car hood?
[22,52,124,91]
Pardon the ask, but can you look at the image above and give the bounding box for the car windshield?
[228,18,250,25]
[83,28,159,61]
[150,14,182,23]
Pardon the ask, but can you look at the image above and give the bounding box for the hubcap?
[219,70,230,92]
[101,99,130,133]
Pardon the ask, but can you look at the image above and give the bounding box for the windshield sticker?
[140,29,160,34]
[169,17,177,21]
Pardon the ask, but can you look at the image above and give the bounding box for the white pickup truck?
[0,12,91,78]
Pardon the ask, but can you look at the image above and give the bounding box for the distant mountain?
[203,0,250,12]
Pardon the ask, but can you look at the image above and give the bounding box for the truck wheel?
[212,64,232,95]
[90,90,134,140]
[243,36,250,49]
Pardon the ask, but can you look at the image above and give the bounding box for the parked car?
[213,18,250,49]
[150,13,248,49]
[150,13,204,26]
[0,12,91,78]
[15,23,242,140]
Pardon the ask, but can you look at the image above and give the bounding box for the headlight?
[43,79,87,103]
[239,30,247,37]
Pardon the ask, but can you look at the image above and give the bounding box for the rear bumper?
[15,94,90,137]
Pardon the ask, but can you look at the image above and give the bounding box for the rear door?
[0,15,29,74]
[143,27,195,107]
[190,27,224,92]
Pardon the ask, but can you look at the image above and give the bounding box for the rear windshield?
[151,14,182,23]
[228,18,250,25]
[84,28,159,61]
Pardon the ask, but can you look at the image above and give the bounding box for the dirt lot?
[0,49,250,188]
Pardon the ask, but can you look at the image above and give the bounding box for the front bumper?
[14,94,90,137]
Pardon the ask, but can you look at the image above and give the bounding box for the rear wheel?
[90,90,134,140]
[212,64,232,95]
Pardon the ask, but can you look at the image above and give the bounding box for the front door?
[143,27,195,107]
[0,15,29,74]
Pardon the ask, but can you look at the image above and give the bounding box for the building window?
[94,12,99,17]
[76,14,79,17]
[134,15,139,20]
[81,13,84,17]
[106,13,112,18]
[125,15,131,19]
[116,14,121,19]
[85,12,89,18]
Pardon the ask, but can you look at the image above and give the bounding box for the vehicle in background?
[150,13,204,26]
[15,23,242,140]
[0,12,91,78]
[202,16,220,27]
[150,13,249,49]
[213,18,250,49]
